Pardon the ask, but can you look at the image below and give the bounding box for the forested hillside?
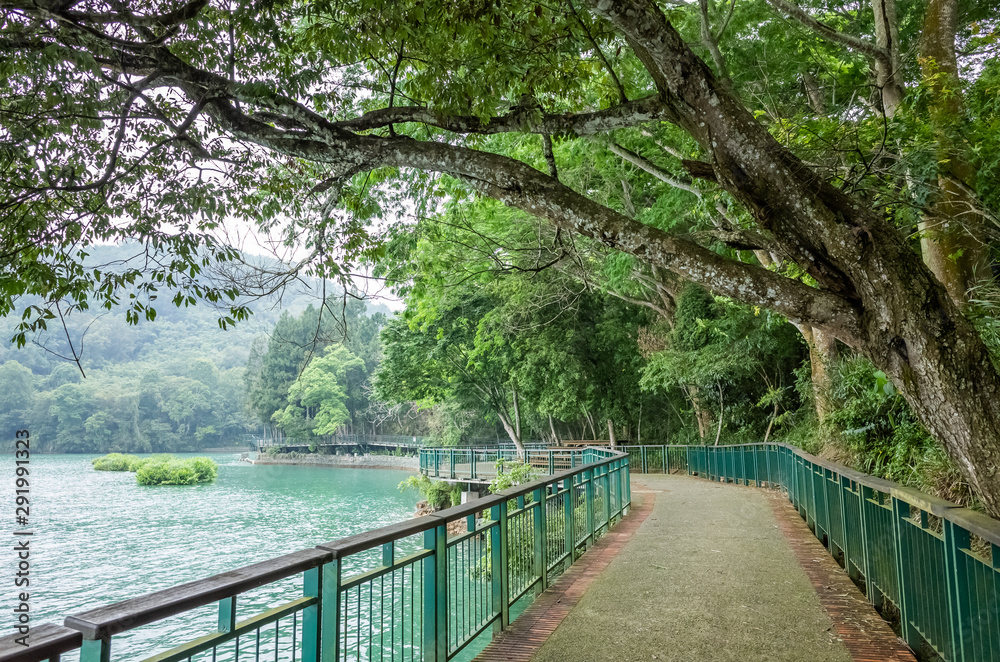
[0,244,391,452]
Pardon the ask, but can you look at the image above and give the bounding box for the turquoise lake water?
[13,454,419,659]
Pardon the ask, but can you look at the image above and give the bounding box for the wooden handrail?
[0,624,81,662]
[64,549,332,639]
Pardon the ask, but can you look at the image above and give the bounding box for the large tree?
[3,0,1000,511]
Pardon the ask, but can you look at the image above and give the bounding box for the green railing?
[635,442,997,662]
[418,447,612,482]
[0,451,629,662]
[426,442,1000,661]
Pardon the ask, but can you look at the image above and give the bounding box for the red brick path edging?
[767,492,918,662]
[473,489,657,662]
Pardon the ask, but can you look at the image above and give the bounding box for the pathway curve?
[476,474,915,662]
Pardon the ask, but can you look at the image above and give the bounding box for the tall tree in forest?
[272,344,364,437]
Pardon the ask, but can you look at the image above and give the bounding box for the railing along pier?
[0,449,628,662]
[422,442,1000,662]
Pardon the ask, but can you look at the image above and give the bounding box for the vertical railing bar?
[892,496,920,651]
[79,638,111,662]
[945,519,970,662]
[218,596,237,634]
[534,486,548,594]
[301,567,321,662]
[585,468,595,549]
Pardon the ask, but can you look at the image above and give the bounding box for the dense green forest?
[3,0,1000,512]
[0,244,394,452]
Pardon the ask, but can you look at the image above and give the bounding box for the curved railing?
[680,443,999,662]
[424,442,1000,662]
[418,447,612,482]
[0,450,629,662]
[423,442,998,662]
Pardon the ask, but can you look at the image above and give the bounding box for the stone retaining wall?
[251,453,419,472]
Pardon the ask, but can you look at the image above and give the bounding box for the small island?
[92,454,218,485]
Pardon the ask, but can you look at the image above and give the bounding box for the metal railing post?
[584,468,595,548]
[625,458,631,513]
[422,524,446,661]
[615,460,623,520]
[320,559,341,662]
[564,476,576,567]
[301,568,321,662]
[764,444,772,487]
[491,501,510,632]
[891,497,920,650]
[434,526,448,660]
[79,638,110,662]
[533,486,547,594]
[944,519,970,662]
[602,465,611,531]
[837,475,855,580]
[217,596,236,633]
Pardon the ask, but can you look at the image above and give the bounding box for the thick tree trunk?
[871,0,903,117]
[795,324,839,422]
[918,0,989,307]
[589,0,1000,515]
[686,385,712,439]
[607,419,616,450]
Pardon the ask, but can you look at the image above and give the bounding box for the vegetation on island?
[5,0,1000,516]
[92,453,218,485]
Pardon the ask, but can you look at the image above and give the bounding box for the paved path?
[476,474,915,662]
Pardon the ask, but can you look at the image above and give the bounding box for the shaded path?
[473,483,656,662]
[476,475,915,662]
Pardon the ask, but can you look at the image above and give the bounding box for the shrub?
[93,453,218,486]
[828,357,972,504]
[398,474,460,510]
[189,457,219,482]
[136,457,216,486]
[490,460,537,493]
[92,453,138,471]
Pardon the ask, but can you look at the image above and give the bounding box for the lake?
[17,454,420,659]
